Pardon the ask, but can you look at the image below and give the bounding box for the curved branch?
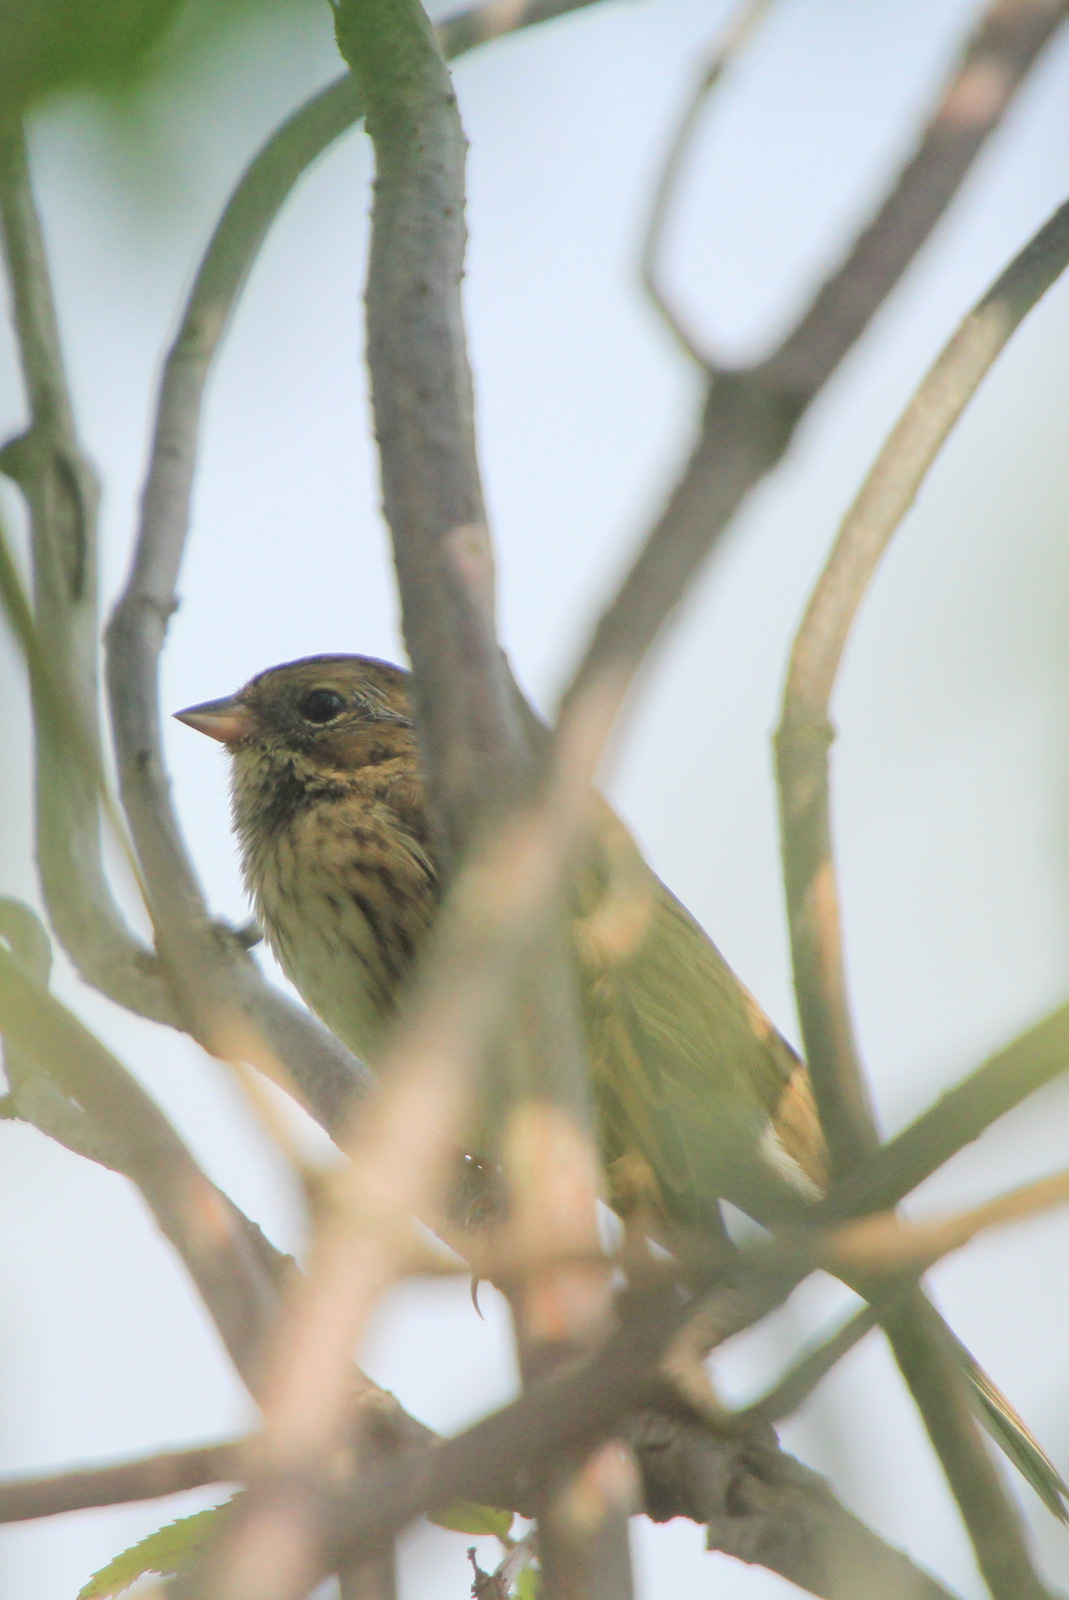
[776,193,1069,1171]
[562,0,1068,715]
[640,0,775,367]
[0,119,173,1023]
[772,192,1069,1600]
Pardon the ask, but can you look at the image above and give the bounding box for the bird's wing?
[572,804,826,1225]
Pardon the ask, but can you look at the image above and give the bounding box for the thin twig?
[830,1168,1069,1279]
[732,1306,877,1430]
[561,0,1069,718]
[825,1000,1069,1222]
[0,1441,246,1524]
[640,0,775,367]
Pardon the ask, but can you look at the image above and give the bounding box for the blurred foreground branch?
[0,931,277,1389]
[563,0,1068,712]
[335,2,624,1596]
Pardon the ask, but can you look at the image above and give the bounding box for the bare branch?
[562,0,1068,716]
[826,1001,1069,1222]
[190,685,622,1600]
[338,1553,398,1600]
[336,0,529,859]
[0,118,173,1023]
[831,1168,1069,1280]
[0,940,277,1390]
[633,1414,962,1600]
[733,1307,877,1431]
[640,0,775,367]
[772,186,1069,1600]
[776,193,1069,1172]
[762,0,1069,400]
[335,7,626,1595]
[306,1257,959,1600]
[0,1441,245,1525]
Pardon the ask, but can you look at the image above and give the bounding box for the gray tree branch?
[826,1001,1069,1222]
[560,0,1068,715]
[306,1258,961,1600]
[0,118,173,1024]
[0,937,277,1391]
[0,1442,246,1525]
[332,5,624,1596]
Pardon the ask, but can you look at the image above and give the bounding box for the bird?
[176,651,1067,1516]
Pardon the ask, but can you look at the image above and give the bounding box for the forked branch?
[775,190,1069,1600]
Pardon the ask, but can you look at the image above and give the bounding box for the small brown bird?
[177,653,1066,1514]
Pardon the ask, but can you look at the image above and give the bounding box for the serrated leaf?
[430,1500,513,1540]
[76,1500,234,1599]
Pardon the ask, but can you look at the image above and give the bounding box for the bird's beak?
[173,693,253,745]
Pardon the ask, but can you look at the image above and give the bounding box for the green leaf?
[515,1563,540,1600]
[76,1500,233,1599]
[430,1500,514,1540]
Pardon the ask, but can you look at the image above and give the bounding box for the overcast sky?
[3,1,1069,1596]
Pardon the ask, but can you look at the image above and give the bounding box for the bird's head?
[174,654,418,786]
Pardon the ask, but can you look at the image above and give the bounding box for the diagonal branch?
[633,1413,961,1600]
[0,938,277,1391]
[184,690,623,1600]
[825,1000,1069,1222]
[0,902,435,1468]
[561,0,1068,715]
[310,1257,960,1600]
[761,0,1069,400]
[0,1442,246,1525]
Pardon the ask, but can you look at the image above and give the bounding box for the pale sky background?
[3,0,1069,1596]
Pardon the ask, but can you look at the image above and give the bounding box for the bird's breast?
[245,792,439,1064]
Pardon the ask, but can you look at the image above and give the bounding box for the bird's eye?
[300,688,345,724]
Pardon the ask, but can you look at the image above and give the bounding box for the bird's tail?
[955,1337,1069,1521]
